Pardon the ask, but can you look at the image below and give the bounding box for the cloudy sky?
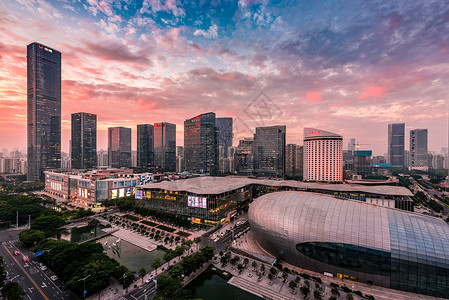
[0,0,448,155]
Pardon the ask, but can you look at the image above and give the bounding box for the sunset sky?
[0,0,448,155]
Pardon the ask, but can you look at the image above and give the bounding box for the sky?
[0,0,448,155]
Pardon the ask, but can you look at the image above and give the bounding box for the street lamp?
[78,275,91,299]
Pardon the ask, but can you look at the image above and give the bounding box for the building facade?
[286,144,301,178]
[137,124,154,168]
[410,129,428,170]
[303,128,343,182]
[108,127,132,168]
[184,113,218,175]
[27,42,61,181]
[71,112,97,169]
[154,122,176,172]
[249,191,449,298]
[253,126,286,178]
[388,123,405,168]
[234,138,254,176]
[216,117,233,158]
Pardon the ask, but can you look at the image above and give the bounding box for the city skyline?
[1,1,448,155]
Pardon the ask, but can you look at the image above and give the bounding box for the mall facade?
[248,191,449,298]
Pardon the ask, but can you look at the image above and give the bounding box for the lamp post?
[78,275,91,299]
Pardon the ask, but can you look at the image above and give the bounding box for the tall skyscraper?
[410,129,428,169]
[154,122,176,172]
[216,117,233,157]
[303,128,343,182]
[184,112,218,175]
[71,112,97,169]
[388,123,405,168]
[27,42,61,181]
[286,144,300,178]
[348,138,356,151]
[253,125,286,178]
[108,127,132,168]
[137,124,154,168]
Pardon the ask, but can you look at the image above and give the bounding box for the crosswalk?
[1,238,19,245]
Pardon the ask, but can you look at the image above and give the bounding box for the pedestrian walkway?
[228,276,290,300]
[110,226,158,252]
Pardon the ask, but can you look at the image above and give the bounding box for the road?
[0,229,77,300]
[121,281,156,300]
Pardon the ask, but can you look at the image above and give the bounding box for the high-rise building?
[97,149,108,167]
[154,122,176,172]
[137,124,154,168]
[234,138,254,176]
[286,144,300,178]
[108,127,132,168]
[296,146,303,178]
[27,42,61,181]
[176,146,185,173]
[184,113,218,175]
[253,125,286,178]
[216,117,233,158]
[303,128,343,182]
[388,123,405,168]
[348,138,356,151]
[71,112,97,169]
[410,129,428,169]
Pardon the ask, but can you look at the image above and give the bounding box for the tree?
[300,285,310,299]
[270,267,277,276]
[2,282,25,300]
[288,280,297,289]
[154,274,187,300]
[193,237,201,244]
[331,287,340,297]
[152,257,162,274]
[268,273,274,281]
[0,256,5,286]
[313,289,322,300]
[168,265,184,279]
[243,258,249,266]
[19,229,46,248]
[32,215,65,237]
[260,264,265,273]
[237,264,244,272]
[251,261,258,270]
[138,268,146,283]
[346,293,354,300]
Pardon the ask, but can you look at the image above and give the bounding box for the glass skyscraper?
[184,112,218,175]
[410,129,428,169]
[108,127,131,168]
[388,123,405,167]
[154,122,176,172]
[27,42,61,181]
[216,117,233,157]
[253,125,286,178]
[137,124,154,168]
[71,112,97,169]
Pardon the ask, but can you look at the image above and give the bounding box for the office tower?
[410,129,428,169]
[234,138,254,176]
[253,125,286,178]
[353,150,372,177]
[71,112,97,169]
[296,146,303,178]
[97,149,108,167]
[131,151,137,167]
[343,150,354,171]
[27,42,61,181]
[108,127,132,168]
[286,144,300,178]
[184,112,218,175]
[176,146,184,173]
[388,123,405,168]
[137,124,154,168]
[154,122,176,172]
[348,138,356,151]
[303,128,343,182]
[216,117,233,158]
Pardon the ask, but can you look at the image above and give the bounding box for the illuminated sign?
[135,190,143,200]
[187,196,207,208]
[119,189,125,198]
[146,191,152,199]
[112,190,117,199]
[304,130,321,137]
[126,188,131,197]
[38,45,53,53]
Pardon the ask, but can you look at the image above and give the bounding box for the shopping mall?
[248,191,449,298]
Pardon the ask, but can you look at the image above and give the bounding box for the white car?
[40,266,47,271]
[214,238,220,242]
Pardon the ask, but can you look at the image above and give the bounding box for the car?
[22,256,29,262]
[40,266,47,271]
[214,238,220,242]
[24,263,29,268]
[14,251,20,256]
[145,278,153,283]
[50,275,58,281]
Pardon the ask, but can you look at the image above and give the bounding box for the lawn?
[141,220,158,227]
[175,231,191,237]
[124,214,140,221]
[156,224,176,233]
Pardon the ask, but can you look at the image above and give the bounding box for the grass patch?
[175,231,191,237]
[141,220,157,227]
[156,224,176,233]
[124,214,140,221]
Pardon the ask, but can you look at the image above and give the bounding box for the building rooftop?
[139,176,413,196]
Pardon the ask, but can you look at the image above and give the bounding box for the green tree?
[346,293,354,300]
[251,261,258,270]
[154,274,188,300]
[1,282,25,300]
[168,265,184,279]
[19,229,46,248]
[138,268,146,283]
[0,256,6,285]
[32,215,65,236]
[151,257,162,274]
[331,287,340,297]
[313,289,322,299]
[300,285,310,299]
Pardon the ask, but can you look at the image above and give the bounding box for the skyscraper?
[154,122,176,172]
[348,138,356,151]
[137,124,154,168]
[71,112,97,169]
[216,117,233,157]
[234,138,254,176]
[184,112,218,175]
[410,129,428,169]
[27,42,61,181]
[108,127,131,168]
[253,125,286,178]
[286,144,300,178]
[388,123,405,168]
[303,128,343,182]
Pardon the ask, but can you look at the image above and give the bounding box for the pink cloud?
[358,86,386,100]
[305,91,322,102]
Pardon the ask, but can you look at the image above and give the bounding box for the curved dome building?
[248,191,449,297]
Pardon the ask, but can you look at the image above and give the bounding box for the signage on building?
[304,130,321,137]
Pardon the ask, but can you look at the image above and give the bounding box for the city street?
[0,229,76,300]
[121,281,156,300]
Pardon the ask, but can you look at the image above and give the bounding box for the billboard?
[188,196,207,209]
[126,188,132,197]
[135,190,143,199]
[119,189,125,198]
[112,190,117,199]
